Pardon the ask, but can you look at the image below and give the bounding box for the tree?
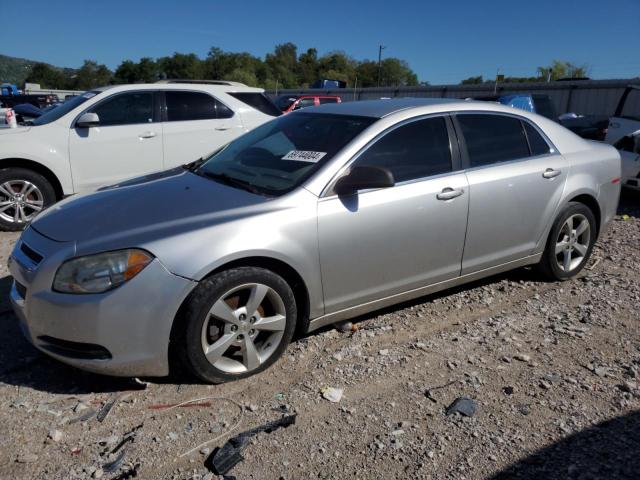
[25,62,67,89]
[536,60,589,81]
[157,53,202,80]
[72,60,113,89]
[265,43,298,88]
[298,48,318,87]
[460,75,484,85]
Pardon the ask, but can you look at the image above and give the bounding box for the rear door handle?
[139,131,157,139]
[437,187,464,200]
[215,126,230,131]
[542,168,561,179]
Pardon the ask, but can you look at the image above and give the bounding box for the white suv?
[0,80,281,230]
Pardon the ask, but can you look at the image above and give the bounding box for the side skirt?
[307,253,542,332]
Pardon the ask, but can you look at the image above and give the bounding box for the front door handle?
[437,187,464,200]
[215,126,230,131]
[542,168,561,179]
[139,131,157,139]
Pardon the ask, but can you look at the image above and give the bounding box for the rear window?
[319,97,340,104]
[458,114,530,167]
[620,88,640,121]
[228,92,282,117]
[166,91,233,121]
[523,122,552,156]
[532,95,558,120]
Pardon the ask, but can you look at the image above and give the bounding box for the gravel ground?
[0,191,638,480]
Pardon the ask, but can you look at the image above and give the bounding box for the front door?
[455,113,569,274]
[69,91,163,193]
[318,116,469,313]
[161,90,243,168]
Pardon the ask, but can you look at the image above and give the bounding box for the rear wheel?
[539,202,597,280]
[180,267,297,384]
[0,168,56,231]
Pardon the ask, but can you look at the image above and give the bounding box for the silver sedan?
[9,98,621,383]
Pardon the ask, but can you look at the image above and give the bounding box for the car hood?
[31,168,276,244]
[0,126,31,135]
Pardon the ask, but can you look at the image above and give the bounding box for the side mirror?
[334,165,395,195]
[76,112,100,128]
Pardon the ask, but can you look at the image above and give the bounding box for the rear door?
[317,115,469,312]
[68,90,163,192]
[161,90,243,167]
[455,113,569,274]
[606,86,640,145]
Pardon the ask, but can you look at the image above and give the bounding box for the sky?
[1,0,639,85]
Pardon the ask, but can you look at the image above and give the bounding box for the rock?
[446,397,477,417]
[379,349,390,356]
[92,468,104,479]
[514,354,531,363]
[200,447,211,455]
[168,432,178,441]
[539,380,552,390]
[619,381,637,393]
[16,453,38,463]
[48,429,64,443]
[332,352,343,361]
[335,321,353,333]
[247,404,259,412]
[321,387,343,403]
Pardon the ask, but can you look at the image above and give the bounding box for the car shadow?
[0,275,150,394]
[618,188,640,218]
[491,410,640,479]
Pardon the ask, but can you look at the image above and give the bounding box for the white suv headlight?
[53,249,153,294]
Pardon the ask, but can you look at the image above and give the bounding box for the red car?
[275,94,342,114]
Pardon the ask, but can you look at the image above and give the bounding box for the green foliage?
[536,60,589,81]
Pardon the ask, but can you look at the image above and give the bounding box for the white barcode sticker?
[282,150,327,163]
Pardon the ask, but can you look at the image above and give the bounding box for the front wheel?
[180,267,297,384]
[538,202,597,281]
[0,168,56,231]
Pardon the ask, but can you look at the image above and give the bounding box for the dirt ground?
[0,191,638,480]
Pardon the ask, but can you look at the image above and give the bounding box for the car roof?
[308,97,467,118]
[91,82,264,93]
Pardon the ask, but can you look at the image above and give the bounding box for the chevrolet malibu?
[9,98,621,383]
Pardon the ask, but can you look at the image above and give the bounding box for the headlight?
[53,249,153,294]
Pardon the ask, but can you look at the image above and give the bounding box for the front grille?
[37,336,112,360]
[20,242,43,265]
[14,281,26,299]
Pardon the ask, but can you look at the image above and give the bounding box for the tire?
[0,168,56,231]
[179,267,297,384]
[538,202,597,281]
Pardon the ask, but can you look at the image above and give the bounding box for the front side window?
[196,113,375,195]
[166,91,233,121]
[32,91,98,126]
[319,97,339,105]
[353,117,452,183]
[457,114,530,167]
[89,92,153,126]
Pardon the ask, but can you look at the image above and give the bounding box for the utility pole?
[377,45,386,87]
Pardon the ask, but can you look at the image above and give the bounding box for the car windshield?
[30,91,100,126]
[196,112,376,196]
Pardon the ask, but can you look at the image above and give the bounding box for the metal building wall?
[267,79,639,116]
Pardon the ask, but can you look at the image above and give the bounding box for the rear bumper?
[9,227,196,377]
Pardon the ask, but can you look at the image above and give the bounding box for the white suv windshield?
[196,112,375,196]
[30,91,99,126]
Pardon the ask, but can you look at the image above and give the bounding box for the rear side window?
[354,117,452,183]
[228,92,282,117]
[523,122,551,156]
[165,91,233,121]
[319,97,339,104]
[457,114,530,167]
[90,92,153,126]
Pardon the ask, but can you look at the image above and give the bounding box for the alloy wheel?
[555,213,591,273]
[200,283,287,374]
[0,180,44,224]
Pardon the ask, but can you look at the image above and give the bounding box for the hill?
[0,54,74,85]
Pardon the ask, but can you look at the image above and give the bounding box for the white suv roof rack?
[155,79,248,87]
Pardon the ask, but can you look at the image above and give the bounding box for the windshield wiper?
[183,157,207,172]
[201,171,264,195]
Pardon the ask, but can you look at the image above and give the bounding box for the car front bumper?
[9,226,196,377]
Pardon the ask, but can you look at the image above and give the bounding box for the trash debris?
[321,387,343,403]
[274,392,286,401]
[103,449,127,473]
[335,321,356,333]
[206,414,297,475]
[70,447,83,456]
[97,393,126,423]
[69,408,97,424]
[621,214,630,221]
[446,397,477,417]
[424,380,457,403]
[16,453,38,463]
[503,386,515,395]
[514,354,531,363]
[148,401,214,410]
